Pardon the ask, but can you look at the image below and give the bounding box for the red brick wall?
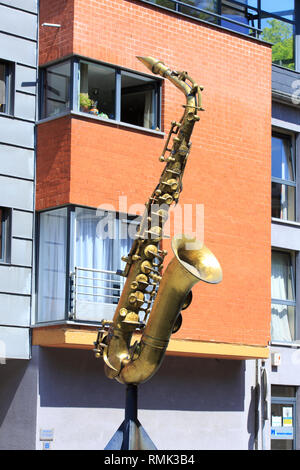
[39,0,74,65]
[36,116,72,210]
[37,0,272,347]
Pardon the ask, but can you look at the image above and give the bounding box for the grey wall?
[34,347,257,450]
[0,356,37,450]
[0,1,38,359]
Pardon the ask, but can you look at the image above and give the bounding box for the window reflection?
[44,61,71,117]
[271,134,296,221]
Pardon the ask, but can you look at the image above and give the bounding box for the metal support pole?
[104,385,157,450]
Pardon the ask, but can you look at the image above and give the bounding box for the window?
[260,0,295,70]
[271,250,296,342]
[79,62,116,119]
[271,386,297,450]
[37,207,68,323]
[147,1,297,69]
[41,59,161,130]
[42,60,71,118]
[36,206,135,324]
[78,60,160,130]
[271,133,296,221]
[0,207,10,263]
[0,60,13,115]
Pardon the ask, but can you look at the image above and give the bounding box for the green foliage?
[261,19,295,70]
[79,93,92,109]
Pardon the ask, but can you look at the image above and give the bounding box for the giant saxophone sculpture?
[94,57,222,385]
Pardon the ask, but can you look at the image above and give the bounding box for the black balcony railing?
[140,0,297,70]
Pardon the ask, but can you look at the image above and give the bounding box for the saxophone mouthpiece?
[137,56,166,75]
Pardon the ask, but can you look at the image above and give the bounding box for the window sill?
[37,110,165,137]
[271,217,300,228]
[0,111,14,119]
[270,340,300,349]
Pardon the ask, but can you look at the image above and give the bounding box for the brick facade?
[37,0,272,347]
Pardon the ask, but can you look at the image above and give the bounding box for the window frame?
[271,248,297,344]
[40,59,72,120]
[271,386,297,450]
[0,59,14,116]
[271,131,297,222]
[35,204,139,325]
[40,57,162,132]
[0,207,11,264]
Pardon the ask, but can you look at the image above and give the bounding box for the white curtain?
[75,208,132,304]
[38,208,67,322]
[271,252,294,342]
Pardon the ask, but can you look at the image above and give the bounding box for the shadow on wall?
[38,347,245,412]
[0,359,37,450]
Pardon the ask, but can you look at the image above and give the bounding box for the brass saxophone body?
[94,57,222,385]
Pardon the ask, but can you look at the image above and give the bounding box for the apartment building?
[0,0,38,450]
[0,0,299,450]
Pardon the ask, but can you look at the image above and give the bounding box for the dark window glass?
[271,135,296,221]
[0,208,3,260]
[0,208,10,263]
[79,62,116,120]
[221,0,251,34]
[44,61,71,117]
[121,71,158,129]
[0,63,7,113]
[272,385,296,398]
[179,1,218,23]
[0,61,12,114]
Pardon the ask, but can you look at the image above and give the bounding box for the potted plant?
[80,93,92,112]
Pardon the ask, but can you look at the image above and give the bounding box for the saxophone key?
[128,290,144,305]
[144,244,158,259]
[158,193,173,205]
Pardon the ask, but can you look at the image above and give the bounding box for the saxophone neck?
[137,56,204,110]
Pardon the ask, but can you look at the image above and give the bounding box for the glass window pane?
[272,182,295,221]
[75,208,132,273]
[37,208,67,322]
[121,71,157,129]
[271,251,294,301]
[261,18,295,70]
[271,401,294,449]
[79,62,115,119]
[179,1,218,23]
[271,303,295,342]
[0,63,6,113]
[149,0,176,10]
[44,61,71,117]
[272,136,294,181]
[272,385,296,398]
[221,1,252,34]
[74,208,133,320]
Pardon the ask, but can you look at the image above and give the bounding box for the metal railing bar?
[76,275,123,284]
[76,266,120,275]
[77,291,120,299]
[147,0,262,33]
[76,283,121,292]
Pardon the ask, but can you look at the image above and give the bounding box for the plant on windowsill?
[79,93,92,113]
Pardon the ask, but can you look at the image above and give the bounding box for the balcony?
[143,0,296,70]
[70,266,125,323]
